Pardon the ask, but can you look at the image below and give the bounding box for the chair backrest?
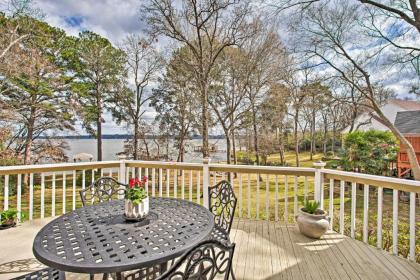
[156,240,235,280]
[208,180,237,234]
[79,177,126,206]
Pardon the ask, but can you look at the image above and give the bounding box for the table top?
[33,198,215,274]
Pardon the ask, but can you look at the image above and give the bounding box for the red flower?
[129,178,136,188]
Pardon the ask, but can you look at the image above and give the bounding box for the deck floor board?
[1,218,419,280]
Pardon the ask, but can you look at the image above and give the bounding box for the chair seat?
[209,225,231,245]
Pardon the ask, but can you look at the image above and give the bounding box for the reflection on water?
[66,139,229,163]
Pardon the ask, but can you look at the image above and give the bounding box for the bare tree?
[112,35,163,160]
[289,0,420,179]
[143,0,250,158]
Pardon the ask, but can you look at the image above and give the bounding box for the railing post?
[118,155,127,199]
[203,157,211,209]
[313,161,326,209]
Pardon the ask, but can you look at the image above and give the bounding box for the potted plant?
[296,200,329,239]
[0,208,18,229]
[124,176,149,221]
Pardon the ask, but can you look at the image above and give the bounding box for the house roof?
[394,110,420,134]
[389,99,420,110]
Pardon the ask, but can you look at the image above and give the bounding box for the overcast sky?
[9,0,418,135]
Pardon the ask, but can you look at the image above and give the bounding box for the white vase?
[124,197,149,220]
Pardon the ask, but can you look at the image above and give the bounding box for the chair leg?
[230,268,236,280]
[90,274,94,280]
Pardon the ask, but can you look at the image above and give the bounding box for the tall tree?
[151,47,199,162]
[111,35,163,160]
[69,31,126,161]
[209,47,249,165]
[143,0,250,158]
[0,17,75,165]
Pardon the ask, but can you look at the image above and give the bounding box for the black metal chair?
[11,268,65,280]
[79,177,126,280]
[208,180,237,244]
[79,177,127,206]
[155,240,235,280]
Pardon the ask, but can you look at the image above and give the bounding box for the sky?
[38,0,150,135]
[4,0,418,135]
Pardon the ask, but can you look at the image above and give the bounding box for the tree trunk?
[201,85,209,158]
[371,109,420,180]
[232,130,237,165]
[23,109,36,165]
[225,133,231,165]
[278,127,285,165]
[310,110,315,160]
[252,106,260,165]
[133,122,139,160]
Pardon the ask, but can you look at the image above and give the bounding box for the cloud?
[37,0,146,44]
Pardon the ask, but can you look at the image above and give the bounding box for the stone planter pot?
[124,197,149,220]
[296,207,329,239]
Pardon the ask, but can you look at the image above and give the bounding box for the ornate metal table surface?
[32,198,215,274]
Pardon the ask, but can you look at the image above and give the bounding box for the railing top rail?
[126,160,203,170]
[0,161,120,175]
[322,168,420,193]
[209,164,316,176]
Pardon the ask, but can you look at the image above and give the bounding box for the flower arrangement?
[125,177,148,205]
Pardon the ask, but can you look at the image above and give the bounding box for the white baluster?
[17,174,21,221]
[62,172,66,214]
[4,175,9,210]
[266,174,269,220]
[377,187,383,249]
[351,182,356,239]
[181,170,185,200]
[339,180,345,235]
[52,173,56,217]
[363,184,369,243]
[174,169,177,198]
[275,175,279,221]
[196,171,201,205]
[239,173,243,218]
[329,179,334,230]
[29,173,34,220]
[284,176,288,222]
[256,174,260,219]
[189,170,193,201]
[304,176,308,203]
[41,173,45,218]
[294,176,298,218]
[166,169,170,198]
[72,170,76,210]
[392,189,398,255]
[82,170,86,190]
[409,192,416,261]
[152,168,156,196]
[159,168,163,197]
[247,173,251,219]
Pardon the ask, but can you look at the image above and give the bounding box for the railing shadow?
[0,258,45,274]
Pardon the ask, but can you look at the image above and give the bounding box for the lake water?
[65,138,229,163]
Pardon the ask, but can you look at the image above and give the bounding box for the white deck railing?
[0,159,418,262]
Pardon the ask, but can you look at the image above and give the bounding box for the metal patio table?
[32,197,215,275]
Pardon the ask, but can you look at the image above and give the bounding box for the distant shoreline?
[45,134,226,140]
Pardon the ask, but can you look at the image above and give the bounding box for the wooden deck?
[230,219,420,280]
[0,218,419,280]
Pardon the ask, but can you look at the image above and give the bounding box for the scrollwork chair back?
[208,180,237,235]
[79,177,126,206]
[156,240,235,280]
